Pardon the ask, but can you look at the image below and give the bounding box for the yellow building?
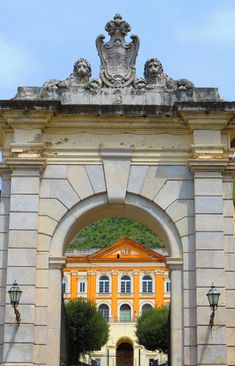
[63,238,170,366]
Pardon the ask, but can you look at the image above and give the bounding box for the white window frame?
[120,275,131,294]
[99,275,110,294]
[142,274,153,293]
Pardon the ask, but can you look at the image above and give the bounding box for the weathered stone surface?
[68,165,94,200]
[197,344,227,364]
[9,212,38,230]
[195,196,223,214]
[11,177,39,194]
[154,180,193,209]
[195,214,223,231]
[42,165,68,179]
[38,216,57,237]
[196,250,224,268]
[7,248,36,267]
[127,165,149,194]
[140,166,167,200]
[195,178,223,196]
[40,179,79,209]
[85,165,106,193]
[195,231,224,250]
[10,195,39,212]
[39,198,67,222]
[101,149,132,203]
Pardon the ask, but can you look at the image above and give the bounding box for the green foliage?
[83,82,93,90]
[136,306,169,353]
[65,298,109,364]
[69,217,162,250]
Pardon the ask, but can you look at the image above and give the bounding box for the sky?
[0,0,234,101]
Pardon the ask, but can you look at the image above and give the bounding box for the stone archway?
[48,193,183,366]
[116,339,134,366]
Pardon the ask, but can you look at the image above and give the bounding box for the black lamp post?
[8,281,23,324]
[206,283,220,328]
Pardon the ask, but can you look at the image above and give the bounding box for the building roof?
[66,237,166,264]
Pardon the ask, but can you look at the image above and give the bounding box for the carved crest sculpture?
[96,14,139,88]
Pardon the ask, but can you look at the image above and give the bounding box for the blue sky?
[0,0,234,101]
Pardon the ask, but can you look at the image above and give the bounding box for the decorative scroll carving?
[96,14,139,88]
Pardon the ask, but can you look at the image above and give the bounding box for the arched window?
[142,303,153,313]
[120,304,131,322]
[142,275,153,293]
[98,303,109,322]
[120,275,131,293]
[99,275,109,293]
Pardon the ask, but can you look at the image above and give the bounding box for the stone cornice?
[188,159,229,172]
[101,148,133,160]
[5,157,46,172]
[166,257,183,270]
[0,109,54,130]
[0,101,234,132]
[180,111,233,130]
[49,256,67,269]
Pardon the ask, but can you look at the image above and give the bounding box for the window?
[99,275,109,293]
[142,303,153,313]
[120,275,131,293]
[120,303,131,322]
[142,275,153,293]
[79,281,86,293]
[98,304,109,322]
[62,277,68,294]
[165,279,170,293]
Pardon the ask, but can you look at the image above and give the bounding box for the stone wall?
[0,102,235,366]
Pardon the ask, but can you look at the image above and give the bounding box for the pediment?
[88,237,165,262]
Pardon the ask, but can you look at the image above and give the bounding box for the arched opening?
[98,303,110,322]
[120,303,131,322]
[141,303,153,313]
[116,340,133,366]
[48,194,183,366]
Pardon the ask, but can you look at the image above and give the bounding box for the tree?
[135,306,169,353]
[69,217,162,250]
[65,298,109,364]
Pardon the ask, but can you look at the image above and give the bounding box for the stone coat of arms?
[96,14,139,88]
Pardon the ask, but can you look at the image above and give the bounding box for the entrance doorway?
[116,341,133,366]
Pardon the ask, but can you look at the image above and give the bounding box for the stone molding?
[5,158,46,173]
[49,256,67,269]
[166,257,183,270]
[100,148,133,160]
[188,159,229,172]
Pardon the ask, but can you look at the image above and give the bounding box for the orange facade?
[63,237,170,320]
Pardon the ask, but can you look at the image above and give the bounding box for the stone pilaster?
[2,159,45,366]
[0,169,11,363]
[166,257,183,366]
[46,257,66,366]
[223,173,235,365]
[189,162,228,366]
